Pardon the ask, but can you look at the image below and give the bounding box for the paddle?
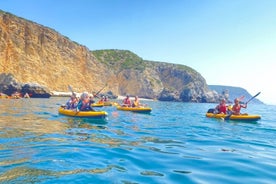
[93,84,107,98]
[238,95,245,101]
[68,85,76,96]
[224,112,233,121]
[224,92,261,120]
[245,91,261,104]
[67,85,80,115]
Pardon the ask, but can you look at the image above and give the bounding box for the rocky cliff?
[0,10,218,102]
[209,85,263,104]
[0,11,109,92]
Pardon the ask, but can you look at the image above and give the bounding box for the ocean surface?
[0,97,275,184]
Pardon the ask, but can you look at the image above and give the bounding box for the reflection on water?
[0,98,275,183]
[0,115,68,136]
[0,164,127,183]
[65,117,108,129]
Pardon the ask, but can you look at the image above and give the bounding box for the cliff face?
[0,11,109,92]
[92,50,218,102]
[0,11,217,102]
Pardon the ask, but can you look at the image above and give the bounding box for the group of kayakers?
[98,95,109,104]
[70,95,246,113]
[65,92,112,112]
[64,92,145,112]
[214,97,247,115]
[65,93,248,114]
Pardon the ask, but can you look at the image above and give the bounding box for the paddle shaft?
[245,92,261,104]
[68,85,75,95]
[224,112,232,120]
[94,84,107,98]
[67,85,77,115]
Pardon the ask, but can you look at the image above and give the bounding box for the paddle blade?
[68,85,74,93]
[252,91,261,98]
[238,95,245,101]
[224,114,231,120]
[246,92,261,104]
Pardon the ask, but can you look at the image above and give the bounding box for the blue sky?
[1,0,276,104]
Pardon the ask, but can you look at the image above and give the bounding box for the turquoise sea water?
[0,97,275,184]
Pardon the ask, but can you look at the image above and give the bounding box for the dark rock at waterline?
[157,88,180,101]
[21,83,51,98]
[0,73,21,95]
[0,73,51,98]
[105,91,118,99]
[179,88,219,103]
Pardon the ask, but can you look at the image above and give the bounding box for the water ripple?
[0,99,275,183]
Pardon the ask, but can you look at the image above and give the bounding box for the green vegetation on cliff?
[175,64,197,73]
[92,49,197,77]
[92,49,146,71]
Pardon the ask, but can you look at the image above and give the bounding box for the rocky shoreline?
[0,72,154,100]
[0,73,51,98]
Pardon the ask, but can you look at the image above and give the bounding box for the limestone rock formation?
[0,11,109,93]
[158,88,180,101]
[0,10,218,102]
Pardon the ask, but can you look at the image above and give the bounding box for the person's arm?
[66,100,71,109]
[76,101,82,112]
[241,103,247,108]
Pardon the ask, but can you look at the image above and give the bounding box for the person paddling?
[231,98,247,115]
[98,96,105,104]
[76,92,95,112]
[215,98,228,114]
[66,93,78,109]
[122,95,132,107]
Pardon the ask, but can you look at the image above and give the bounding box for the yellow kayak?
[93,102,113,106]
[206,113,261,121]
[117,106,152,113]
[58,107,107,118]
[91,103,104,107]
[103,102,113,106]
[0,95,9,99]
